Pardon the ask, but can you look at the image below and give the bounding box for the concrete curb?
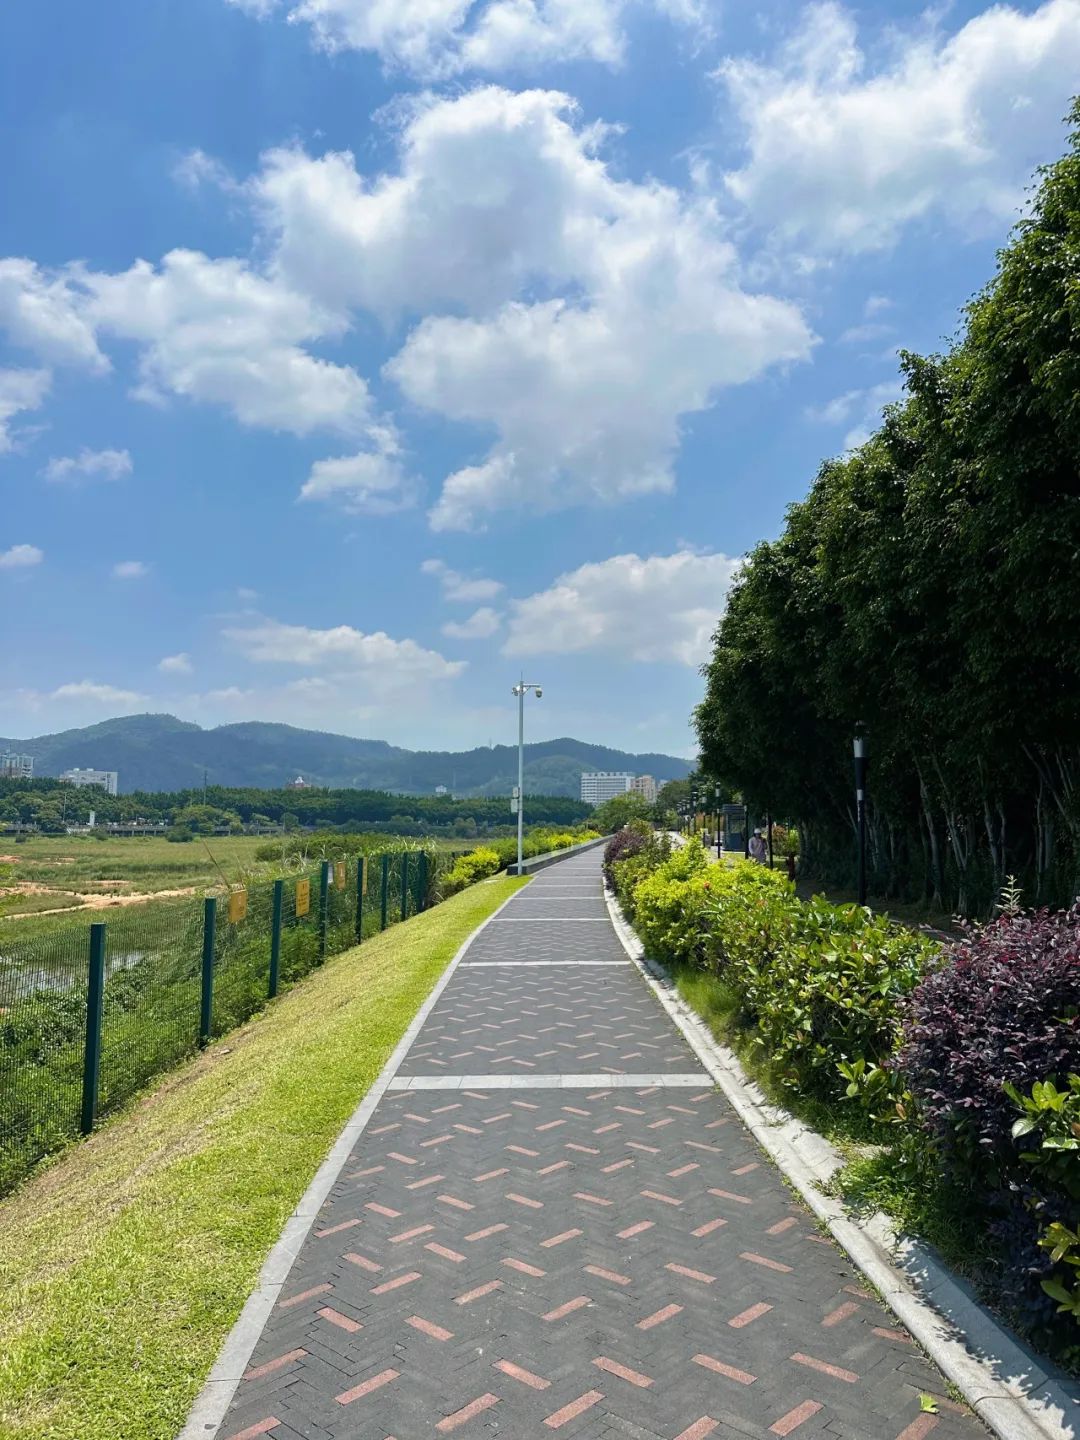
[506,834,607,875]
[603,884,1078,1440]
[177,878,529,1440]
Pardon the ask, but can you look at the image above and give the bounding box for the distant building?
[60,767,119,795]
[580,771,634,807]
[287,775,310,789]
[630,774,657,804]
[0,751,34,780]
[435,785,448,796]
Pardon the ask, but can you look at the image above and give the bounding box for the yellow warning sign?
[227,889,248,924]
[295,878,310,916]
[334,861,346,890]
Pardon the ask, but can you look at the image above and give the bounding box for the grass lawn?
[0,832,272,894]
[0,834,272,936]
[0,833,481,940]
[0,875,526,1440]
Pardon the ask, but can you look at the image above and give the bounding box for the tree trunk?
[915,760,944,907]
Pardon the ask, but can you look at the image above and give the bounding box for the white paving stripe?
[387,1072,711,1090]
[461,960,631,967]
[489,916,611,922]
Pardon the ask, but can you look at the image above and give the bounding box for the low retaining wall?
[506,835,607,876]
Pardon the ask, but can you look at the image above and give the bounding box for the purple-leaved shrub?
[603,827,648,886]
[899,904,1080,1186]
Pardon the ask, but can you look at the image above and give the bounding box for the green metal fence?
[0,847,441,1197]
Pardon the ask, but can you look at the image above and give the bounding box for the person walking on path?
[748,826,768,864]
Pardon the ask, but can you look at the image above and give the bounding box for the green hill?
[1,714,691,797]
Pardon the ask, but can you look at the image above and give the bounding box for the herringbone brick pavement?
[216,852,986,1440]
[398,965,698,1075]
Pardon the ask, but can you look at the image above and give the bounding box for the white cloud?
[158,653,193,674]
[806,379,903,449]
[421,558,504,603]
[42,447,133,484]
[0,368,51,453]
[838,322,892,345]
[173,148,238,193]
[112,560,149,580]
[254,87,809,528]
[199,685,254,705]
[225,616,466,692]
[441,606,501,639]
[0,259,107,371]
[505,549,740,665]
[0,250,379,443]
[0,543,44,570]
[226,0,706,78]
[301,448,417,513]
[718,0,1080,254]
[83,250,373,436]
[50,680,144,705]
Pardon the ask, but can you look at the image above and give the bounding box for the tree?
[171,804,241,835]
[593,792,652,833]
[655,779,692,814]
[695,102,1080,913]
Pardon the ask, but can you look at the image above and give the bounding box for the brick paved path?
[218,851,985,1440]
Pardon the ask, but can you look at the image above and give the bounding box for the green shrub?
[1008,1075,1080,1339]
[485,828,600,869]
[625,843,712,963]
[724,893,935,1101]
[615,842,935,1105]
[441,847,502,896]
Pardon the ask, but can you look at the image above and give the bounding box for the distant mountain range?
[1,713,692,797]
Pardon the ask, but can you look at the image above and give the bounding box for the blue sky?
[2,0,1078,759]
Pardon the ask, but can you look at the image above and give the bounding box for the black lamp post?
[715,783,722,859]
[853,727,868,905]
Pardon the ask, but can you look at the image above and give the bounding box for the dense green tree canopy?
[592,792,653,833]
[696,102,1080,914]
[0,778,592,832]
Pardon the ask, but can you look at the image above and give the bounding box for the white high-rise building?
[630,774,657,804]
[580,771,634,807]
[0,752,34,780]
[60,767,119,795]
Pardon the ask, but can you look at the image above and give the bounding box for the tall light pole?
[512,678,542,873]
[853,726,868,906]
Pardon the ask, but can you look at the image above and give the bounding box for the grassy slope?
[0,876,526,1440]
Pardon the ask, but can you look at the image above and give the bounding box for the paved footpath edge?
[603,884,1079,1440]
[177,879,527,1440]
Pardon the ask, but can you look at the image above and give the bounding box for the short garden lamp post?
[853,726,868,906]
[512,678,542,873]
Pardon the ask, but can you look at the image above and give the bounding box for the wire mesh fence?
[0,845,447,1197]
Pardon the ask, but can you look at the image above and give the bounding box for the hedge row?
[441,828,600,895]
[607,828,1080,1367]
